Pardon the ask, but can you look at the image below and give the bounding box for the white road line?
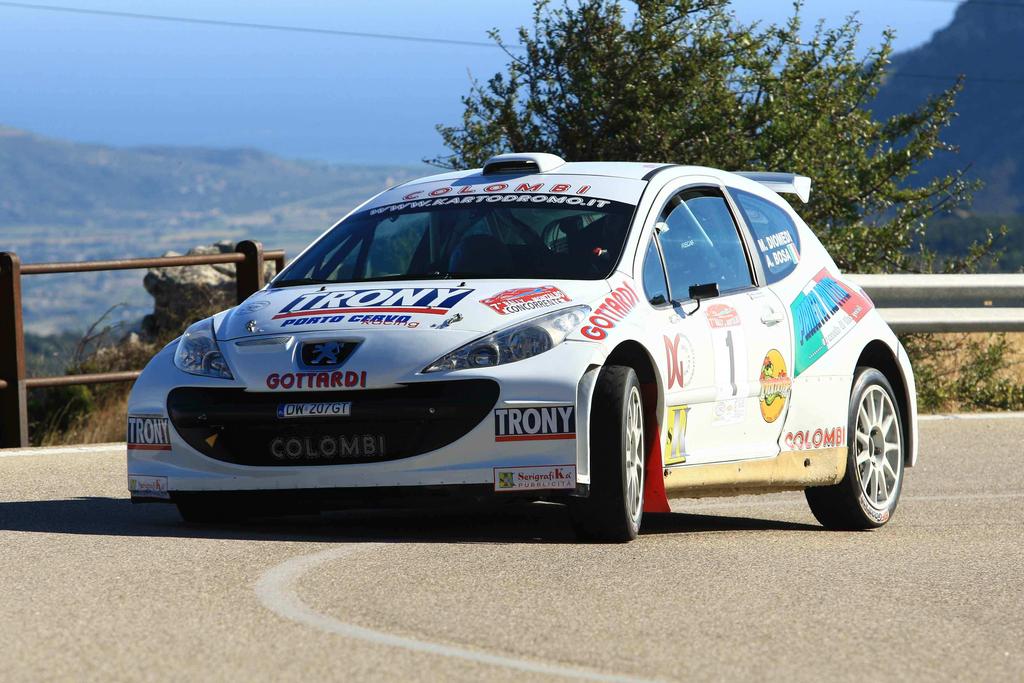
[0,443,124,458]
[255,544,660,683]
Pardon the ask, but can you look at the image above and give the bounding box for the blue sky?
[0,1,958,164]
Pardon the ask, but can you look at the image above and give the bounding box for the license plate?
[277,402,352,419]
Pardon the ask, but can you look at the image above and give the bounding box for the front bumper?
[127,341,601,499]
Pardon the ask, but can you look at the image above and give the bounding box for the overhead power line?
[0,1,512,49]
[1,1,1022,86]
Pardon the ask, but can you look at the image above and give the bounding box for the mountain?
[0,126,422,334]
[873,0,1024,214]
[0,125,419,226]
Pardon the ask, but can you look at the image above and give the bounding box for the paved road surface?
[1,417,1022,682]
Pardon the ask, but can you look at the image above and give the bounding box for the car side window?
[729,188,801,283]
[641,238,669,306]
[657,188,754,300]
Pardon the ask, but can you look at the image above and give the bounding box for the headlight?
[423,305,590,373]
[173,319,234,379]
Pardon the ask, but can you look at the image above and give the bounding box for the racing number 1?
[712,325,745,400]
[725,330,737,396]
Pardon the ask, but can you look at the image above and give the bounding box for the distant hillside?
[873,0,1024,213]
[0,126,422,334]
[0,125,419,226]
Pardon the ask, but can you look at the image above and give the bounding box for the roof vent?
[733,171,812,203]
[482,152,566,175]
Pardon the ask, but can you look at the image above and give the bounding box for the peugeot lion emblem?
[309,341,341,365]
[246,320,258,334]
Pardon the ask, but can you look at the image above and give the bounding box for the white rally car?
[127,153,917,541]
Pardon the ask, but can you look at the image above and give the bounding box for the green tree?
[434,0,1024,414]
[434,0,989,274]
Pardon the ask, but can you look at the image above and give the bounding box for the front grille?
[166,380,499,466]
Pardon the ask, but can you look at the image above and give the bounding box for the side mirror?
[688,282,719,301]
[685,282,719,314]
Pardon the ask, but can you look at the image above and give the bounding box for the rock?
[140,241,274,341]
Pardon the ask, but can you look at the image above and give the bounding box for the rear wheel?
[569,365,645,542]
[805,367,904,530]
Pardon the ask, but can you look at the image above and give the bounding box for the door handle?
[760,307,785,326]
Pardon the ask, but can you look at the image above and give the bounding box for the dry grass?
[927,332,1024,382]
[38,393,128,446]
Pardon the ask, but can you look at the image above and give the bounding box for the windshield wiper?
[271,273,511,288]
[432,271,506,280]
[270,277,335,288]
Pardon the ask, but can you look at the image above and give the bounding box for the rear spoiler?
[732,172,811,203]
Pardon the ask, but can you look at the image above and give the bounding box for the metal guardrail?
[848,274,1024,334]
[0,266,1019,447]
[0,241,285,448]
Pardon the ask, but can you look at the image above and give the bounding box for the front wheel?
[805,367,905,530]
[569,365,645,542]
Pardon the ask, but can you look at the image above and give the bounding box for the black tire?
[569,365,645,542]
[805,367,905,530]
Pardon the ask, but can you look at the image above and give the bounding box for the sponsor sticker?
[712,398,746,426]
[270,435,385,460]
[240,300,270,313]
[349,314,420,328]
[274,287,473,325]
[759,349,792,423]
[706,303,741,329]
[480,286,570,315]
[127,415,171,451]
[493,464,577,491]
[277,402,352,419]
[785,426,846,451]
[266,371,367,390]
[861,501,891,524]
[372,194,612,216]
[128,475,170,499]
[494,406,576,441]
[790,269,873,375]
[663,333,695,390]
[579,282,639,340]
[401,181,592,202]
[664,405,690,465]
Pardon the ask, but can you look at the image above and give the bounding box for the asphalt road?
[1,417,1022,682]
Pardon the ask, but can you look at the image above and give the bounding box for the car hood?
[214,279,610,391]
[218,279,610,340]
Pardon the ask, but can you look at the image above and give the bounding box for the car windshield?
[274,197,638,285]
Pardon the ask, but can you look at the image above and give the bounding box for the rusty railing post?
[234,240,264,304]
[0,252,28,447]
